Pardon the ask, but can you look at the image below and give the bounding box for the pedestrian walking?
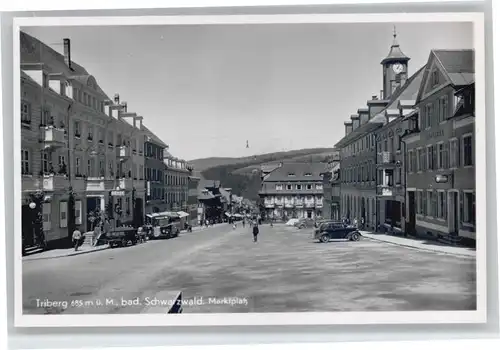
[353,217,359,229]
[92,224,101,247]
[72,228,82,251]
[242,219,246,228]
[360,216,365,230]
[252,219,259,242]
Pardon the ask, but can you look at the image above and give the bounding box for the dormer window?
[304,173,312,177]
[287,173,295,177]
[431,71,439,87]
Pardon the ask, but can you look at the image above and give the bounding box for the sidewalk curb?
[362,234,475,259]
[23,245,111,262]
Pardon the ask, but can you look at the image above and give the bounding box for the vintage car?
[145,212,181,239]
[107,227,139,248]
[313,221,361,243]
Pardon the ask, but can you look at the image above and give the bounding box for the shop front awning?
[224,212,231,217]
[232,213,243,218]
[177,211,189,218]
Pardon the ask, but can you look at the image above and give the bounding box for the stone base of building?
[412,225,476,248]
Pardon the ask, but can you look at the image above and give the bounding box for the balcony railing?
[377,151,394,165]
[305,202,315,208]
[86,177,106,192]
[40,126,65,148]
[42,174,68,192]
[377,185,403,197]
[116,145,132,160]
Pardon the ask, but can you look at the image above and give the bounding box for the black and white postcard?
[12,12,486,327]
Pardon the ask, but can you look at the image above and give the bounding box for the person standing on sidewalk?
[72,228,82,251]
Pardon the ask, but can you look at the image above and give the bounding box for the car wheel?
[350,232,360,241]
[320,234,329,243]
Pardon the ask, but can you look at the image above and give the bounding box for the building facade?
[321,159,341,221]
[259,163,324,220]
[20,32,149,250]
[403,50,475,244]
[142,126,168,214]
[164,153,190,212]
[335,31,419,231]
[187,172,200,226]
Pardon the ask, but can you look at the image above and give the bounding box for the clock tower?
[381,27,410,100]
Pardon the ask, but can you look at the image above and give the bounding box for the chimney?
[121,101,127,112]
[380,90,384,100]
[114,93,120,105]
[63,38,72,70]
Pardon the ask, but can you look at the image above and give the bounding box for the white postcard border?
[12,12,486,328]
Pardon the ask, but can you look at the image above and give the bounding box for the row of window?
[21,149,145,179]
[341,162,376,184]
[20,101,145,152]
[265,195,323,202]
[342,134,376,158]
[407,134,474,173]
[145,143,165,161]
[147,187,188,203]
[73,87,105,114]
[421,95,450,129]
[415,189,475,226]
[376,135,402,154]
[274,183,323,191]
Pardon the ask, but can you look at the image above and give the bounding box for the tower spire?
[380,25,409,64]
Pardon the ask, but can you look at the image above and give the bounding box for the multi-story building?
[187,171,200,226]
[321,155,341,220]
[142,126,168,213]
[335,31,417,231]
[164,152,190,212]
[259,162,324,220]
[373,66,424,233]
[20,32,147,249]
[403,49,475,244]
[104,94,146,228]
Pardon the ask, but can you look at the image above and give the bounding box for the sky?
[24,22,473,161]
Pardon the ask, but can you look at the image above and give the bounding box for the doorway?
[407,191,416,235]
[22,204,35,248]
[448,191,459,234]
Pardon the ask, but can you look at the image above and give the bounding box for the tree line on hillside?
[200,150,339,200]
[201,164,262,200]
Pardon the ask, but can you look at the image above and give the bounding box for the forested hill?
[193,148,338,201]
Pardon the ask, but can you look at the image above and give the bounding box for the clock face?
[392,63,404,74]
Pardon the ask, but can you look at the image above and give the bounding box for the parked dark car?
[313,222,361,243]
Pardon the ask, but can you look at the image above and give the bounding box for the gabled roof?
[416,49,474,103]
[20,31,108,99]
[263,162,325,182]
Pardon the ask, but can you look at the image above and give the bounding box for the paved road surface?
[22,224,476,314]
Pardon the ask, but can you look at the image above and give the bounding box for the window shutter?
[60,201,68,228]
